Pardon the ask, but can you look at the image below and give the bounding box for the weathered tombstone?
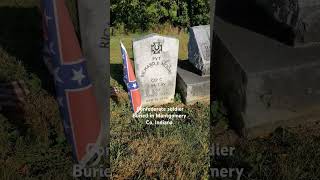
[78,0,109,119]
[176,25,211,104]
[216,0,320,46]
[133,34,179,106]
[213,17,320,138]
[188,25,211,76]
[253,0,320,46]
[77,0,109,165]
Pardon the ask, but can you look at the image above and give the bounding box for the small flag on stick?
[120,42,142,113]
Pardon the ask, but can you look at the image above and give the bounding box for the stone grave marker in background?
[253,0,320,46]
[216,0,320,46]
[133,34,179,106]
[188,25,211,76]
[176,25,211,104]
[77,0,109,147]
[213,0,320,138]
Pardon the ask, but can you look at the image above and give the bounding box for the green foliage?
[189,0,210,26]
[174,92,183,103]
[110,0,210,33]
[0,49,27,82]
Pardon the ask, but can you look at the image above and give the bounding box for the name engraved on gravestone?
[133,34,179,106]
[188,25,211,76]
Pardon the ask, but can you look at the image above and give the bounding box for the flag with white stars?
[41,0,105,165]
[120,42,142,113]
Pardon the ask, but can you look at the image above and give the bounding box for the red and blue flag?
[120,42,142,113]
[41,0,104,165]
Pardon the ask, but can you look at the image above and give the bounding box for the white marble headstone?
[188,25,211,76]
[133,34,179,106]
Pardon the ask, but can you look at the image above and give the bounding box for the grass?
[0,48,73,179]
[212,128,320,179]
[211,101,320,180]
[239,129,320,179]
[110,99,210,179]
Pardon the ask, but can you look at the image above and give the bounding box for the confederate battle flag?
[41,0,105,165]
[120,42,142,113]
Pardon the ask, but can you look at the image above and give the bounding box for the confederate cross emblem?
[151,42,162,54]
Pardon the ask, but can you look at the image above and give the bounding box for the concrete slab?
[213,17,320,138]
[176,61,210,104]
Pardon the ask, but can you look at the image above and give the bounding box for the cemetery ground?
[0,1,319,180]
[110,29,320,179]
[211,102,320,179]
[110,29,210,179]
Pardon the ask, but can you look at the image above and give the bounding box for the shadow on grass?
[110,63,125,88]
[0,7,55,94]
[0,7,56,136]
